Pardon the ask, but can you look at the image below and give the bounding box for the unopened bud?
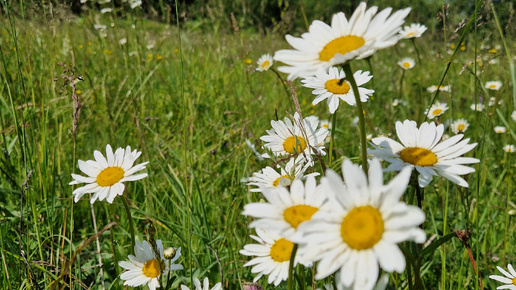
[163,247,176,259]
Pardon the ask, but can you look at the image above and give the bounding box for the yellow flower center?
[283,205,318,229]
[261,61,270,69]
[324,79,350,94]
[322,124,329,128]
[489,84,496,89]
[319,35,365,61]
[403,62,411,68]
[341,206,384,250]
[270,238,294,262]
[96,167,125,187]
[142,259,162,278]
[399,147,438,167]
[283,136,307,154]
[273,175,290,187]
[407,32,415,37]
[457,124,465,131]
[432,109,443,116]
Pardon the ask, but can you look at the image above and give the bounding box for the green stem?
[399,70,406,101]
[287,244,298,290]
[270,67,292,100]
[343,63,368,174]
[122,194,136,254]
[328,112,337,168]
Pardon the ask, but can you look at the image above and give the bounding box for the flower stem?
[328,112,337,168]
[343,63,368,174]
[122,194,136,254]
[271,67,292,100]
[287,243,298,290]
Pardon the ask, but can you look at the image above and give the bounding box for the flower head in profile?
[427,85,450,93]
[246,156,318,192]
[489,264,516,290]
[302,67,374,113]
[181,277,222,290]
[399,23,428,39]
[69,145,149,203]
[298,159,425,290]
[485,81,502,91]
[260,113,329,166]
[240,228,303,286]
[504,145,515,153]
[274,2,411,79]
[256,54,273,72]
[368,120,479,187]
[425,101,448,119]
[397,57,415,70]
[119,240,183,290]
[494,126,507,134]
[243,176,327,239]
[450,118,469,134]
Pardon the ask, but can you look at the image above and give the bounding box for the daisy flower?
[298,159,425,290]
[301,67,374,113]
[274,2,411,80]
[391,99,407,107]
[243,176,327,239]
[494,126,507,133]
[488,97,503,107]
[399,23,428,39]
[119,240,183,290]
[450,118,469,134]
[489,264,516,290]
[256,54,273,72]
[512,110,516,121]
[485,81,502,90]
[260,113,329,165]
[368,120,479,187]
[180,277,222,290]
[69,144,149,204]
[504,145,515,153]
[425,101,448,119]
[397,57,415,70]
[240,228,300,286]
[246,156,318,192]
[319,273,389,290]
[427,85,450,93]
[470,103,485,112]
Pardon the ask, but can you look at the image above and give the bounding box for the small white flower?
[391,99,407,107]
[181,277,222,290]
[100,8,112,14]
[489,264,516,290]
[503,145,515,153]
[485,81,502,90]
[489,97,503,106]
[450,119,469,134]
[397,57,415,70]
[470,103,485,112]
[256,54,273,72]
[94,24,107,30]
[512,110,516,121]
[119,38,127,45]
[427,85,450,93]
[130,0,142,9]
[302,67,374,114]
[494,126,506,133]
[425,101,448,119]
[399,23,428,39]
[119,240,183,290]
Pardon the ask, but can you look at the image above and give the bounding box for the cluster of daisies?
[69,145,221,290]
[243,2,487,289]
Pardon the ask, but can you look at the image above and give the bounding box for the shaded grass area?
[0,1,515,289]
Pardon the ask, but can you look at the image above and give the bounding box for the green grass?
[0,1,515,289]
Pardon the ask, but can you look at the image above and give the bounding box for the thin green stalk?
[270,67,292,100]
[343,63,368,174]
[441,181,449,289]
[399,70,406,101]
[411,38,422,68]
[328,112,337,168]
[287,244,298,290]
[122,195,136,254]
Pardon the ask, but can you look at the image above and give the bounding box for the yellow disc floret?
[142,259,162,278]
[270,238,294,262]
[96,167,125,187]
[341,206,384,250]
[432,109,443,116]
[399,147,438,167]
[273,175,290,187]
[283,205,318,229]
[319,35,365,61]
[283,136,307,154]
[325,79,351,94]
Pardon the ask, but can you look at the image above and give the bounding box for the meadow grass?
[0,1,515,289]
